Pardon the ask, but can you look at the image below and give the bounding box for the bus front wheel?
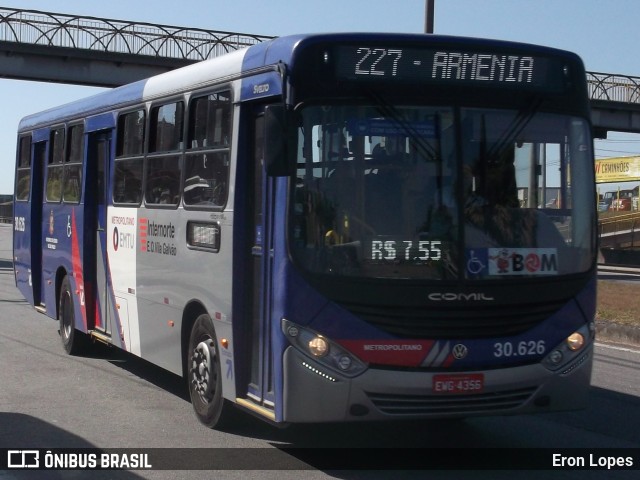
[187,314,231,428]
[58,276,87,355]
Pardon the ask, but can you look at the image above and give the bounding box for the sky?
[2,0,640,194]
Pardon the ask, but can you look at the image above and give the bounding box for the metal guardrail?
[0,7,274,61]
[587,72,640,105]
[1,7,640,102]
[598,211,640,249]
[599,213,639,234]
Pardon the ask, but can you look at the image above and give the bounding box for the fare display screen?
[334,45,566,91]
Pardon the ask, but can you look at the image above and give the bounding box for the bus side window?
[46,127,64,203]
[114,159,142,204]
[145,155,181,205]
[145,101,184,207]
[184,91,231,208]
[16,135,32,201]
[150,102,184,154]
[117,109,145,157]
[114,110,145,205]
[188,92,230,149]
[63,124,84,204]
[184,152,229,206]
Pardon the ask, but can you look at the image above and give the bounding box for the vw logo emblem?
[452,344,468,359]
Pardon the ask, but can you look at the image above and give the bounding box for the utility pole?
[425,0,435,33]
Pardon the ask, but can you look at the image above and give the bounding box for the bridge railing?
[587,72,640,105]
[598,212,640,250]
[4,8,640,106]
[0,7,274,61]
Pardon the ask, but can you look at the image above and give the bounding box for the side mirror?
[264,105,296,177]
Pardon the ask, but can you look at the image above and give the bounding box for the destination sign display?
[334,45,566,91]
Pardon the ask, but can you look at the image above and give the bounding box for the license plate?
[432,373,484,394]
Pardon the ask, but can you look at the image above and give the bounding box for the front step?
[89,330,111,345]
[236,398,276,421]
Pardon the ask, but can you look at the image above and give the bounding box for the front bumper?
[282,344,593,423]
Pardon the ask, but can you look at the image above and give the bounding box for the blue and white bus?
[14,33,596,428]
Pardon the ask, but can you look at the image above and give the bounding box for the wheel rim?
[191,339,217,403]
[61,291,73,340]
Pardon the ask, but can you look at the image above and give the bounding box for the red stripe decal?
[338,340,436,367]
[70,209,87,331]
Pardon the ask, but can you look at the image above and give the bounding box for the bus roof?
[17,47,249,132]
[17,32,583,132]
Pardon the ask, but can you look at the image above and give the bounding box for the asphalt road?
[0,223,639,479]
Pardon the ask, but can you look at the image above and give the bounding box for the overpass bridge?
[0,7,273,87]
[588,72,640,137]
[1,6,640,135]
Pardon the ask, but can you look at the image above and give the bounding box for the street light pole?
[425,0,435,33]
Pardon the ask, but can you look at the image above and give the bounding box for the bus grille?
[366,387,537,416]
[338,299,567,339]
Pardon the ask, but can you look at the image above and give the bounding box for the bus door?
[31,141,47,309]
[87,130,112,337]
[246,112,276,412]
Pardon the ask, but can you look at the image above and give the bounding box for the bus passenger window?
[145,155,181,206]
[114,110,145,206]
[150,102,184,153]
[117,110,145,157]
[113,158,142,205]
[188,92,231,149]
[63,124,84,204]
[46,128,64,203]
[184,91,231,208]
[184,152,229,206]
[16,135,32,201]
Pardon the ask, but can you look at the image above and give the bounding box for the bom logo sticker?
[487,248,558,276]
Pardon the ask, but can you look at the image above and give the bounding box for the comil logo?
[8,450,39,468]
[428,292,494,302]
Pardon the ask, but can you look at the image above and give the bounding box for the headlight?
[566,333,585,351]
[282,319,367,377]
[308,336,329,357]
[543,324,591,371]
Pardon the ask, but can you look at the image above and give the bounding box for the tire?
[187,314,232,428]
[58,275,87,355]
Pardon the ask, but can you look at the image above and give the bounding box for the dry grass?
[597,280,640,326]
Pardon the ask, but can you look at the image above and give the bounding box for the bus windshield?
[291,103,595,280]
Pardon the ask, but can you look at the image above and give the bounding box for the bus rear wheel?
[58,276,87,355]
[187,314,231,428]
